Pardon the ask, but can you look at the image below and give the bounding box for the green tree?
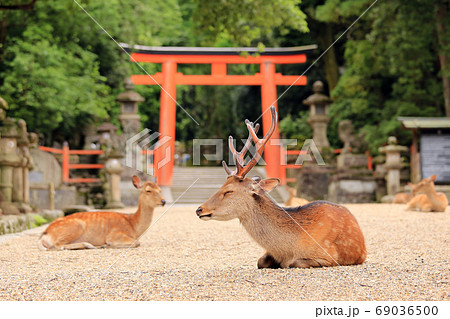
[318,0,448,152]
[191,0,308,47]
[0,0,184,143]
[0,22,110,142]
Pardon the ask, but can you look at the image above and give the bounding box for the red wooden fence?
[40,143,105,183]
[40,144,155,184]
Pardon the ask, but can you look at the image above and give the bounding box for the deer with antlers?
[406,175,448,212]
[196,106,366,268]
[38,176,165,250]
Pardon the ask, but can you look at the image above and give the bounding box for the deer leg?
[257,252,281,269]
[47,221,86,250]
[289,258,332,268]
[105,232,140,249]
[60,242,97,250]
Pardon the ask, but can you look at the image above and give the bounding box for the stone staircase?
[169,166,286,205]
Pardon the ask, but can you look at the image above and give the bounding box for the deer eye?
[224,190,233,196]
[146,190,152,193]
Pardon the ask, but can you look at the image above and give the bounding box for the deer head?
[414,174,437,194]
[286,185,297,197]
[407,182,418,195]
[196,106,280,221]
[132,175,166,207]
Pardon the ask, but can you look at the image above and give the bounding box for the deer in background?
[393,182,418,204]
[38,176,165,250]
[406,175,448,212]
[284,185,309,207]
[196,106,366,268]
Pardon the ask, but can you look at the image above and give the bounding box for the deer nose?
[161,199,166,206]
[196,207,203,216]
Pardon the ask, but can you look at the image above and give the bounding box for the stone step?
[169,166,285,204]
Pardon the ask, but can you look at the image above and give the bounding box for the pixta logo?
[126,129,172,174]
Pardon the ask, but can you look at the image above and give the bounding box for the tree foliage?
[0,0,184,142]
[320,0,448,152]
[1,0,449,157]
[0,0,310,146]
[191,0,308,46]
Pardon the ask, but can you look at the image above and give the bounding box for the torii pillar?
[154,61,177,186]
[261,61,281,181]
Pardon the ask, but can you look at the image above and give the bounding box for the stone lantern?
[379,136,408,202]
[96,122,124,209]
[303,81,332,150]
[96,122,118,153]
[0,97,32,214]
[117,78,144,138]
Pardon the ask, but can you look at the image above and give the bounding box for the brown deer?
[393,182,418,204]
[38,176,165,250]
[196,106,366,268]
[284,185,309,207]
[406,175,448,212]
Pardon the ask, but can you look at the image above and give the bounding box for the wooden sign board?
[420,134,450,183]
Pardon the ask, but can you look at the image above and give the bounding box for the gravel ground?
[0,203,448,301]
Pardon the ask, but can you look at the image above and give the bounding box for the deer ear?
[430,174,437,181]
[132,175,143,189]
[252,178,280,194]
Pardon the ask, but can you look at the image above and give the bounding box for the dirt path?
[0,204,448,300]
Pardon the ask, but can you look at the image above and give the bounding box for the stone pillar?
[303,81,332,150]
[104,151,125,209]
[17,119,33,204]
[379,136,408,202]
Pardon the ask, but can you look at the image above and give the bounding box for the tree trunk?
[317,23,340,93]
[0,15,7,64]
[435,2,450,117]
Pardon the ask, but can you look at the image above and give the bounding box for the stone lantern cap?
[378,136,408,170]
[96,122,118,145]
[303,81,332,116]
[116,78,144,103]
[378,136,408,154]
[97,122,118,133]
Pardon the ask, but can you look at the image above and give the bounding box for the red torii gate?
[122,44,316,186]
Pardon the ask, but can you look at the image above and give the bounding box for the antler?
[222,106,278,178]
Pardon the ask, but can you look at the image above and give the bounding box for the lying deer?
[393,183,418,204]
[196,106,366,268]
[284,185,309,207]
[38,176,165,250]
[406,175,448,212]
